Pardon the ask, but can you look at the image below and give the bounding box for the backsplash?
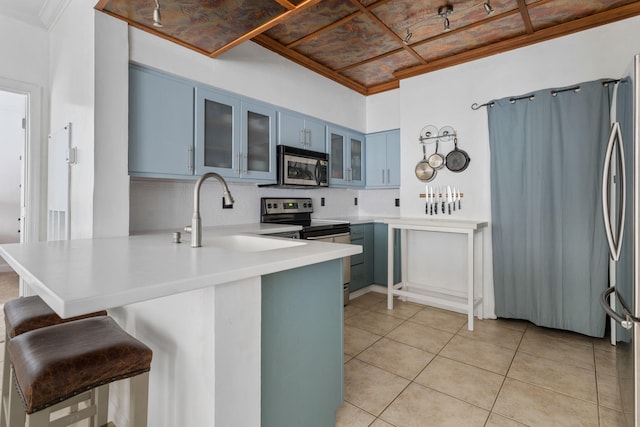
[129,179,400,233]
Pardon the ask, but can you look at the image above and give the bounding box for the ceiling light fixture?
[438,5,453,32]
[403,29,413,45]
[483,0,494,15]
[152,0,163,28]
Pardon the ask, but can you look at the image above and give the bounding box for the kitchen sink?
[205,234,306,252]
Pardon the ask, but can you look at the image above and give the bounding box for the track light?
[483,0,494,15]
[438,5,453,32]
[152,0,163,28]
[403,28,413,45]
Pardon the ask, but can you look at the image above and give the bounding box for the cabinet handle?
[387,169,390,184]
[188,146,193,172]
[306,128,311,147]
[381,170,385,183]
[299,129,305,146]
[236,153,241,174]
[243,153,248,175]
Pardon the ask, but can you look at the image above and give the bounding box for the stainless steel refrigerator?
[600,53,640,427]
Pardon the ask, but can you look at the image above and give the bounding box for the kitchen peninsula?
[0,224,361,427]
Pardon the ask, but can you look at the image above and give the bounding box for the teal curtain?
[488,79,612,337]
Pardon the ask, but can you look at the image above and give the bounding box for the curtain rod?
[471,80,622,110]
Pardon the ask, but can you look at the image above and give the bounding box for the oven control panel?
[261,197,313,215]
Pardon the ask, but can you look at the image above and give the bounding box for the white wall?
[366,15,640,318]
[48,0,95,239]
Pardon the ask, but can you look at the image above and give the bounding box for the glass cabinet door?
[195,87,240,176]
[241,101,276,181]
[350,136,362,183]
[330,130,345,181]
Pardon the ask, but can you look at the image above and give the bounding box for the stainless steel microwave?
[277,145,329,187]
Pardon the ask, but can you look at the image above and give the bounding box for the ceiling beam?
[516,0,534,33]
[287,10,360,49]
[208,0,322,57]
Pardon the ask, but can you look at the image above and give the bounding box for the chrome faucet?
[189,172,234,248]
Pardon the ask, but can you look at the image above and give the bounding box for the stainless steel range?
[260,197,351,305]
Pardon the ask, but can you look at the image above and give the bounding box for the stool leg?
[25,408,49,427]
[7,372,25,427]
[129,372,149,427]
[0,333,10,427]
[93,383,109,427]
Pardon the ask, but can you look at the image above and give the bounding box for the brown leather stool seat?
[1,296,108,427]
[8,316,152,416]
[3,295,107,338]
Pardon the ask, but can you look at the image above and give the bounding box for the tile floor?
[337,291,631,427]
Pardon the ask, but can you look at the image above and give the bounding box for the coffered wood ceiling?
[95,0,640,95]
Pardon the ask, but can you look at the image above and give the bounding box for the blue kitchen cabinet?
[350,224,374,292]
[128,65,195,178]
[328,126,365,188]
[261,259,343,427]
[278,111,326,153]
[374,223,401,285]
[195,86,276,183]
[366,129,400,188]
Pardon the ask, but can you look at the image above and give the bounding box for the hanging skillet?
[415,144,436,182]
[427,141,445,170]
[445,138,470,172]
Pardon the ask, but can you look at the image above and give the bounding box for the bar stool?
[7,316,152,427]
[1,296,107,427]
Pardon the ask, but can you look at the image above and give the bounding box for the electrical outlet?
[395,198,400,207]
[354,197,358,206]
[321,197,325,207]
[222,197,233,209]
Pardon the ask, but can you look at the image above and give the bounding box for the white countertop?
[384,218,488,230]
[0,223,360,318]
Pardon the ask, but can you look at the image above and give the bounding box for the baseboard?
[348,284,387,301]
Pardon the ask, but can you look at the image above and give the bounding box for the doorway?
[0,90,26,273]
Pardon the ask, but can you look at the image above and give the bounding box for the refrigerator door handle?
[600,287,634,329]
[601,122,626,261]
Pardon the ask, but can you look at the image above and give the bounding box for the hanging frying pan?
[427,141,445,170]
[445,138,471,172]
[416,144,436,182]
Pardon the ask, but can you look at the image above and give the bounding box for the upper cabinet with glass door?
[195,86,276,183]
[328,126,365,188]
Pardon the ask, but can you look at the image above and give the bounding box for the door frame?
[0,78,45,246]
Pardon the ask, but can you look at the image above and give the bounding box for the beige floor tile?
[519,331,595,370]
[380,383,489,427]
[485,413,528,427]
[344,358,410,416]
[508,351,597,403]
[386,321,453,354]
[595,348,622,377]
[357,337,435,380]
[348,292,387,309]
[335,402,376,427]
[439,335,515,375]
[344,325,382,356]
[370,419,395,427]
[370,299,424,320]
[344,353,352,364]
[345,311,405,336]
[597,373,624,411]
[598,406,629,427]
[525,324,594,348]
[407,306,467,333]
[456,319,524,350]
[491,318,530,332]
[593,334,616,353]
[414,356,504,410]
[344,303,366,320]
[493,378,598,427]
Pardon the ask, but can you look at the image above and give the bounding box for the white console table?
[384,218,488,331]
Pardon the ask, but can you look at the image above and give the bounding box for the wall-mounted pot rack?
[418,125,457,144]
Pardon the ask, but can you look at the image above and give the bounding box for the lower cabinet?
[350,223,400,293]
